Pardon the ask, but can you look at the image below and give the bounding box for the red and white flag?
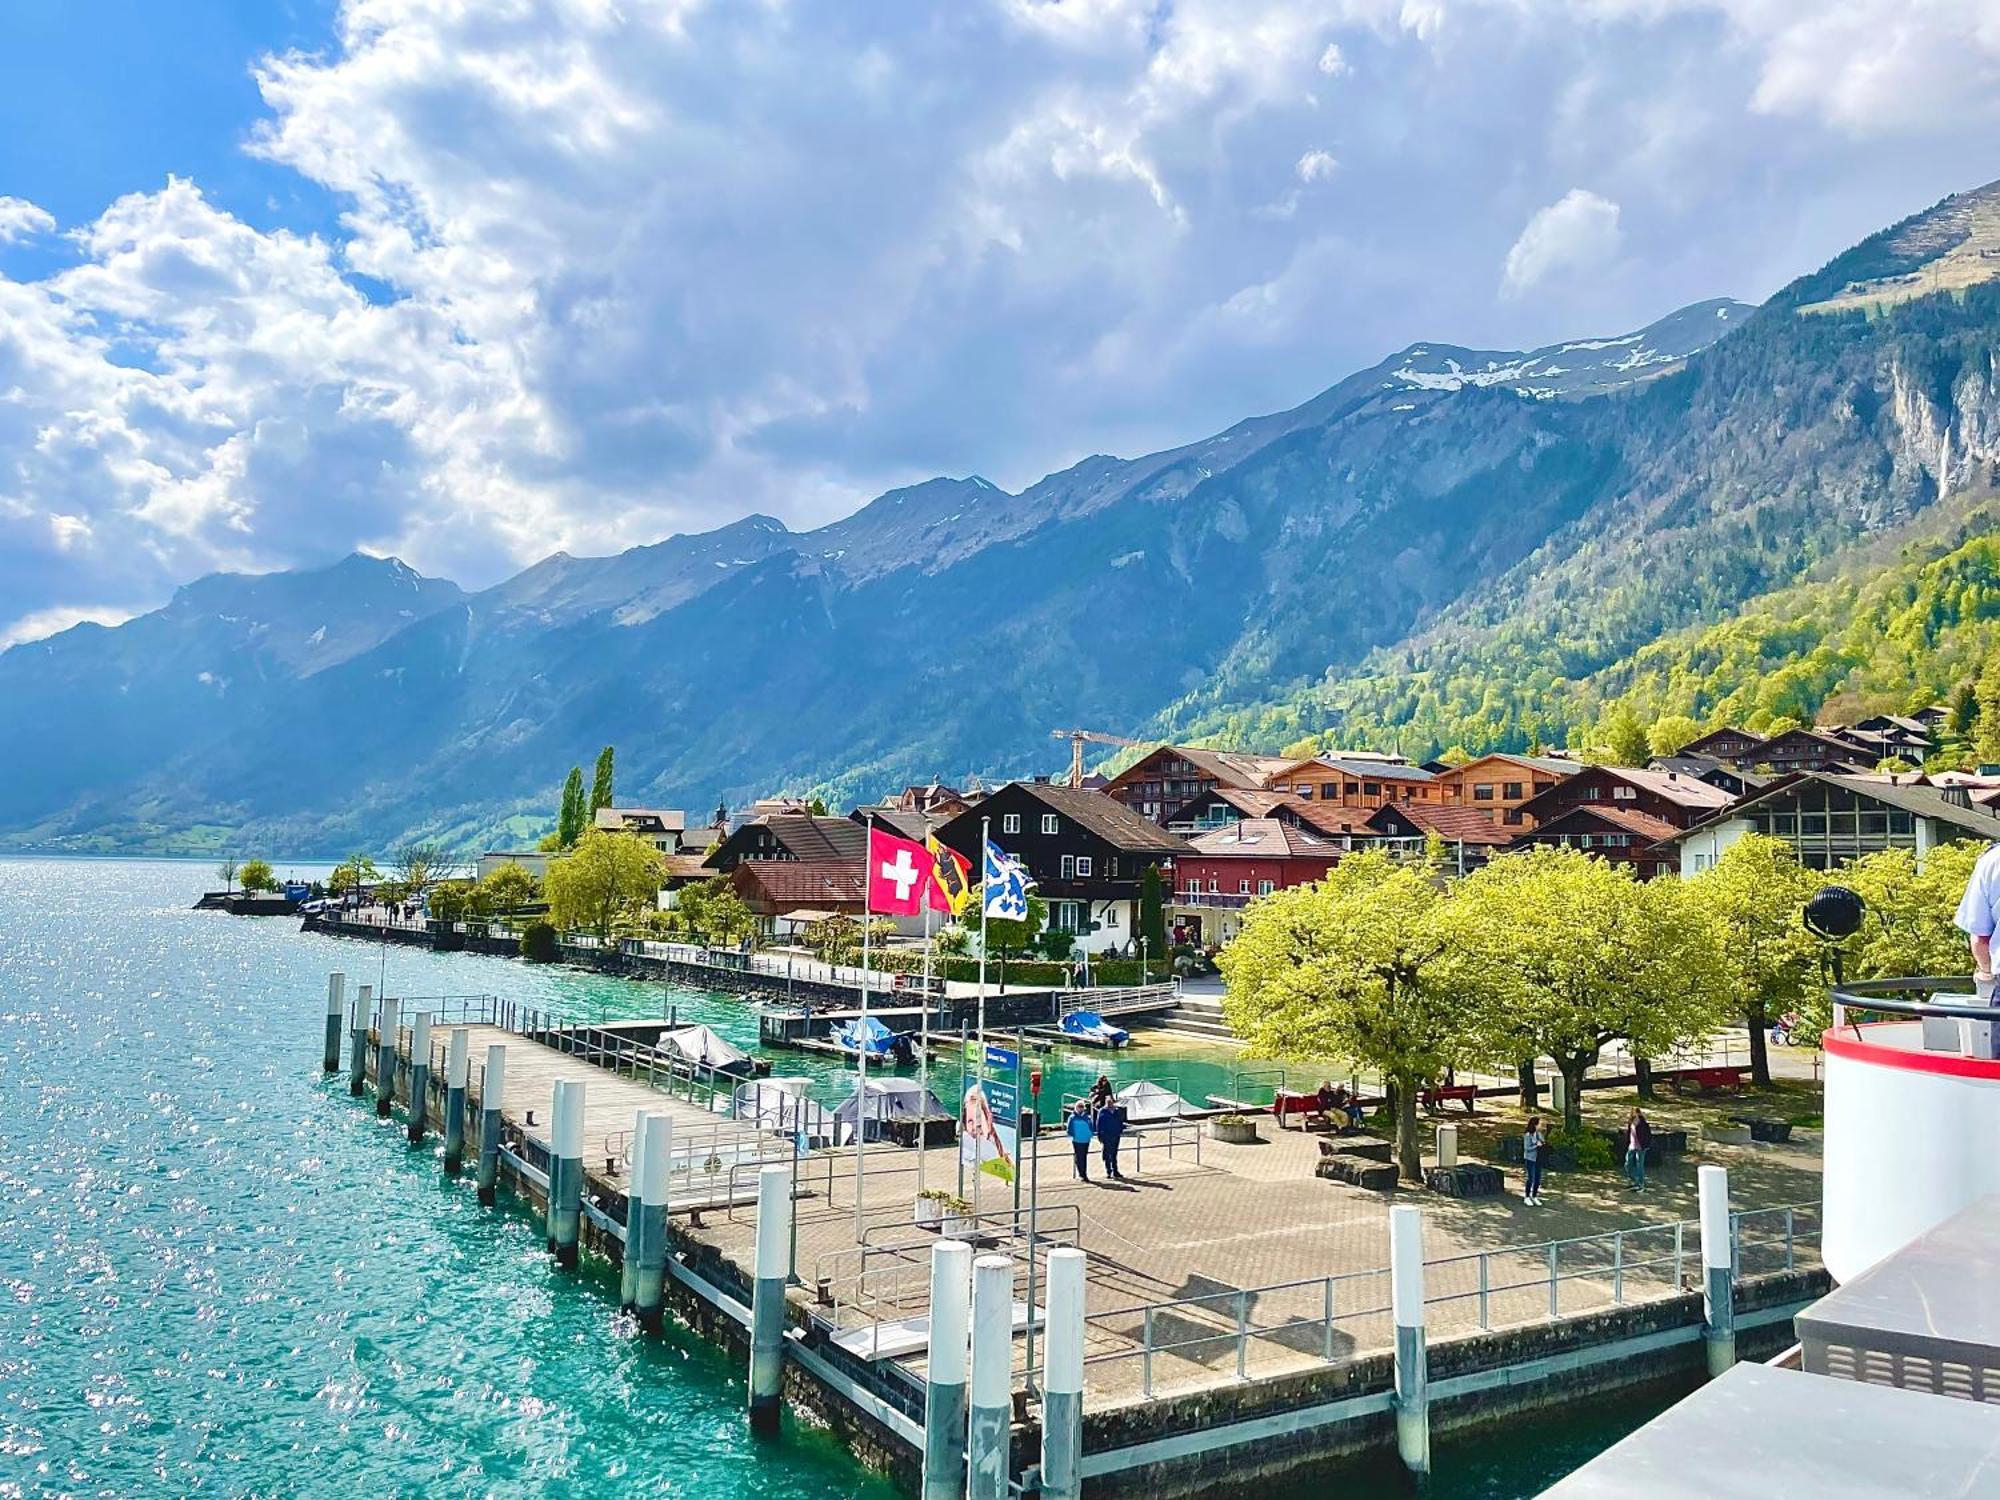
[866,825,934,915]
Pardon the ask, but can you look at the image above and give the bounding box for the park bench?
[1270,1089,1329,1130]
[1419,1084,1478,1113]
[1669,1066,1747,1095]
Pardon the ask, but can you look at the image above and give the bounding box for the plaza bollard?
[1040,1248,1087,1500]
[1699,1164,1735,1376]
[967,1254,1014,1500]
[620,1107,650,1309]
[323,973,346,1072]
[374,996,401,1119]
[442,1029,470,1174]
[1436,1124,1458,1169]
[405,1012,431,1144]
[921,1239,972,1500]
[476,1044,506,1207]
[547,1079,585,1267]
[749,1163,792,1436]
[1391,1204,1430,1478]
[347,983,373,1097]
[632,1114,672,1331]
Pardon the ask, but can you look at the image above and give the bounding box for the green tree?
[1647,714,1703,759]
[238,858,277,893]
[1220,852,1472,1180]
[589,745,615,815]
[980,892,1047,955]
[1947,680,1978,739]
[667,878,760,946]
[428,882,473,923]
[1601,703,1651,767]
[393,843,452,904]
[328,854,381,895]
[1440,847,1730,1131]
[216,859,238,896]
[1875,756,1919,775]
[545,829,666,940]
[1138,866,1168,975]
[1975,656,2000,766]
[1436,745,1474,767]
[805,795,830,816]
[478,861,539,912]
[556,766,587,848]
[1690,834,1818,1085]
[1836,842,1987,987]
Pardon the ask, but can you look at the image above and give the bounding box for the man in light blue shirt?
[1952,843,2000,996]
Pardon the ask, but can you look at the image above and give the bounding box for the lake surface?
[0,858,1665,1496]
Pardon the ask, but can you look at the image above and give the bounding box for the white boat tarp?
[733,1075,834,1140]
[662,1023,752,1072]
[834,1076,952,1144]
[1116,1079,1190,1121]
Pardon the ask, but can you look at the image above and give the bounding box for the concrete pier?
[476,1043,506,1207]
[1699,1164,1735,1375]
[968,1254,1013,1500]
[749,1162,792,1436]
[922,1239,972,1500]
[632,1113,671,1330]
[406,1011,431,1144]
[621,1107,650,1309]
[442,1028,469,1173]
[1040,1247,1087,1500]
[1390,1204,1430,1478]
[374,996,401,1119]
[547,1078,585,1267]
[323,972,346,1072]
[347,983,373,1096]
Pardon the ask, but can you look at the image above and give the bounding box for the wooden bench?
[1670,1066,1747,1095]
[1419,1084,1478,1113]
[1270,1089,1329,1130]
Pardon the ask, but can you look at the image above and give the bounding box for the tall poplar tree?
[589,745,615,815]
[557,765,586,848]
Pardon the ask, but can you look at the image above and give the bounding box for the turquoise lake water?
[0,858,1664,1496]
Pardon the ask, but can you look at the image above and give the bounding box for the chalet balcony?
[1171,890,1255,910]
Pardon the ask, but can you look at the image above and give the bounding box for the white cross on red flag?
[866,825,934,915]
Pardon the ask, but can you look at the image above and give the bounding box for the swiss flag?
[867,825,933,915]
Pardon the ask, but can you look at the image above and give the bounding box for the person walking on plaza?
[1522,1116,1548,1206]
[1625,1107,1653,1191]
[1094,1099,1127,1182]
[1067,1103,1094,1181]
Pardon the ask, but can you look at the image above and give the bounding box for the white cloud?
[1502,189,1624,295]
[1296,149,1340,183]
[0,196,56,243]
[0,604,135,649]
[1317,42,1349,75]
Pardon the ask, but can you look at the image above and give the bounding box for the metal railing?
[1056,982,1180,1019]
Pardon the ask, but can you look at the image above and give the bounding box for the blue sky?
[3,0,1999,649]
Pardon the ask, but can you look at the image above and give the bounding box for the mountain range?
[4,178,2000,857]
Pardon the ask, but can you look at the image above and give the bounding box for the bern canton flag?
[983,840,1033,921]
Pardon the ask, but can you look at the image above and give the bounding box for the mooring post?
[749,1162,792,1436]
[374,996,401,1118]
[967,1254,1013,1500]
[347,983,373,1097]
[1390,1203,1430,1478]
[633,1113,672,1330]
[1698,1164,1735,1376]
[1040,1247,1086,1500]
[922,1239,972,1500]
[323,972,346,1072]
[476,1043,506,1207]
[442,1028,470,1173]
[620,1107,650,1309]
[406,1011,432,1143]
[547,1079,585,1267]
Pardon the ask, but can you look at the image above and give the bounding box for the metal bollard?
[1699,1164,1735,1376]
[374,996,401,1118]
[922,1239,973,1500]
[620,1107,650,1309]
[1040,1247,1087,1500]
[1390,1204,1430,1477]
[476,1044,506,1207]
[967,1254,1013,1500]
[547,1079,585,1267]
[406,1012,431,1144]
[347,983,372,1097]
[323,973,346,1072]
[749,1162,792,1436]
[633,1114,672,1331]
[442,1029,470,1173]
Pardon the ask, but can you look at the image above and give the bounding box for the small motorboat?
[661,1023,762,1077]
[1058,1010,1130,1048]
[830,1015,917,1065]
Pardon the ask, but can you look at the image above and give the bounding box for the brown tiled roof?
[1603,767,1737,809]
[1115,744,1293,790]
[660,853,714,881]
[1371,802,1518,845]
[1516,805,1682,843]
[758,813,867,862]
[730,860,865,909]
[1011,782,1192,854]
[1187,817,1347,860]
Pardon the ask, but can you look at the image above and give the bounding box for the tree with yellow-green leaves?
[1647,714,1703,759]
[545,829,666,941]
[1975,656,2000,767]
[477,860,539,913]
[1220,851,1474,1181]
[1834,841,1988,988]
[1688,834,1819,1083]
[1599,703,1652,767]
[1438,846,1730,1132]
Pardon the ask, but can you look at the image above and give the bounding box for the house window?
[1208,879,1219,893]
[1257,879,1275,896]
[1297,785,1314,799]
[1041,813,1060,835]
[1060,854,1075,880]
[1003,813,1020,835]
[1504,810,1525,826]
[1612,785,1637,801]
[1473,784,1496,801]
[1344,781,1361,796]
[1075,856,1093,877]
[1584,786,1601,800]
[1238,878,1251,894]
[1364,781,1382,797]
[1503,782,1523,800]
[1103,905,1119,927]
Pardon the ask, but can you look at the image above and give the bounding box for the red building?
[1171,817,1344,942]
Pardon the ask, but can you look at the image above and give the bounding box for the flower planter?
[941,1213,978,1238]
[914,1196,944,1229]
[1209,1118,1260,1145]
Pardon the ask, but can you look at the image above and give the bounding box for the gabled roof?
[1514,804,1682,844]
[1187,817,1347,860]
[707,812,865,869]
[849,805,937,843]
[595,805,688,832]
[1110,744,1293,790]
[1161,786,1299,823]
[1515,763,1735,821]
[1653,771,2000,847]
[729,859,866,907]
[1436,752,1579,779]
[950,781,1190,854]
[1272,755,1436,783]
[1365,802,1517,845]
[1678,726,1764,759]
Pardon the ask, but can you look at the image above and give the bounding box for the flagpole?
[976,815,990,1224]
[854,815,873,1240]
[918,892,933,1198]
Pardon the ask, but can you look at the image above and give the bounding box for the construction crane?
[1049,728,1149,789]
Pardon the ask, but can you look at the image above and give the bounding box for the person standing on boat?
[1953,841,2000,998]
[1066,1103,1095,1181]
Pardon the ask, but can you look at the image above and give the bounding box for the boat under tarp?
[734,1075,835,1142]
[662,1023,755,1075]
[1116,1079,1190,1120]
[834,1076,953,1144]
[1059,1009,1130,1047]
[830,1014,916,1063]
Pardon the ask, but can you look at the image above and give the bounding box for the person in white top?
[1952,842,2000,998]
